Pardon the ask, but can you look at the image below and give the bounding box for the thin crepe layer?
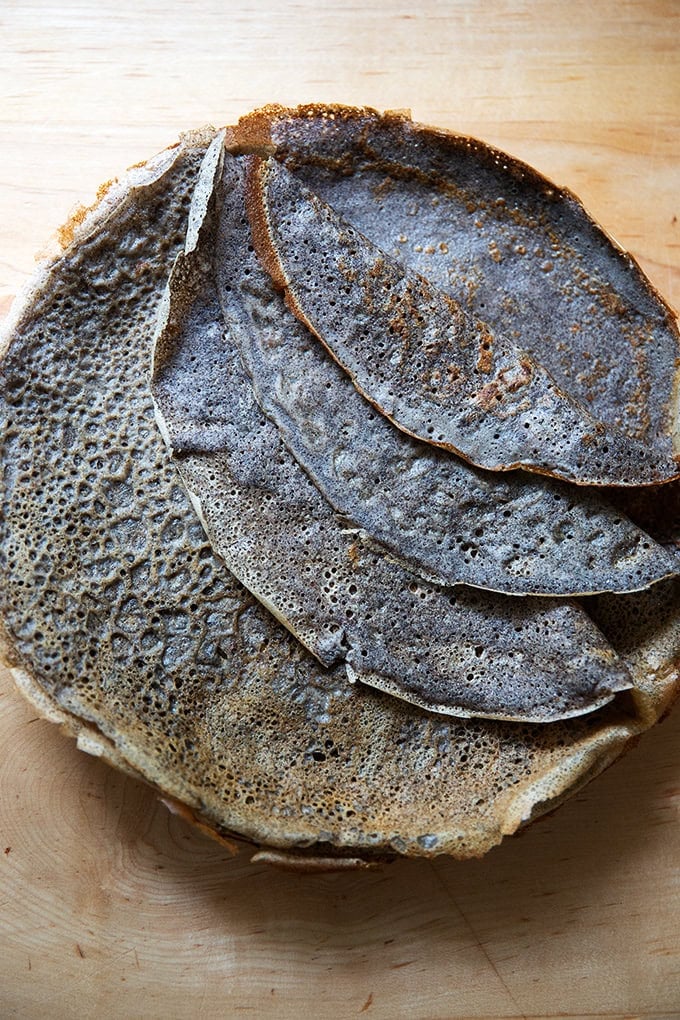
[0,110,678,862]
[214,152,673,597]
[151,146,630,722]
[246,155,675,488]
[231,106,680,470]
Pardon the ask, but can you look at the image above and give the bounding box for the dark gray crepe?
[245,154,679,488]
[231,106,680,469]
[213,152,674,598]
[151,139,632,723]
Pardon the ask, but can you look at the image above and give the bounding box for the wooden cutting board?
[1,3,679,1017]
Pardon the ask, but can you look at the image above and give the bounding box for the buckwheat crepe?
[1,106,679,866]
[246,155,678,486]
[151,139,631,722]
[212,151,673,598]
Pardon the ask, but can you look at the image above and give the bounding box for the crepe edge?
[4,610,679,869]
[0,126,220,363]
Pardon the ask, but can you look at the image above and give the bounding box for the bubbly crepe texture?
[151,141,631,723]
[1,105,679,865]
[246,156,678,487]
[234,108,680,459]
[212,152,673,598]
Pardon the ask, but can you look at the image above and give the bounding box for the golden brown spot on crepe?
[621,323,653,439]
[56,179,116,250]
[347,541,361,568]
[337,256,356,283]
[372,176,395,201]
[599,285,630,318]
[488,240,502,263]
[475,357,534,411]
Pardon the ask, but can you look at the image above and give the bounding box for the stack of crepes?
[2,106,679,868]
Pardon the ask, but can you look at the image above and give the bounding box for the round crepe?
[1,106,679,866]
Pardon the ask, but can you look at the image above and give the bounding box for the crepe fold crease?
[2,105,680,864]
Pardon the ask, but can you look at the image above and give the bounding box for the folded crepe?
[211,150,674,599]
[1,105,679,867]
[151,140,632,723]
[245,155,678,487]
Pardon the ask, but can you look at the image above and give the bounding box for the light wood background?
[1,2,679,1017]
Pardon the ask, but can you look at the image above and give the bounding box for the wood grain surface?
[1,2,679,1018]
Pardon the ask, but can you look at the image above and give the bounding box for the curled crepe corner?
[0,126,219,363]
[498,723,637,835]
[158,796,240,855]
[185,130,226,255]
[6,651,146,783]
